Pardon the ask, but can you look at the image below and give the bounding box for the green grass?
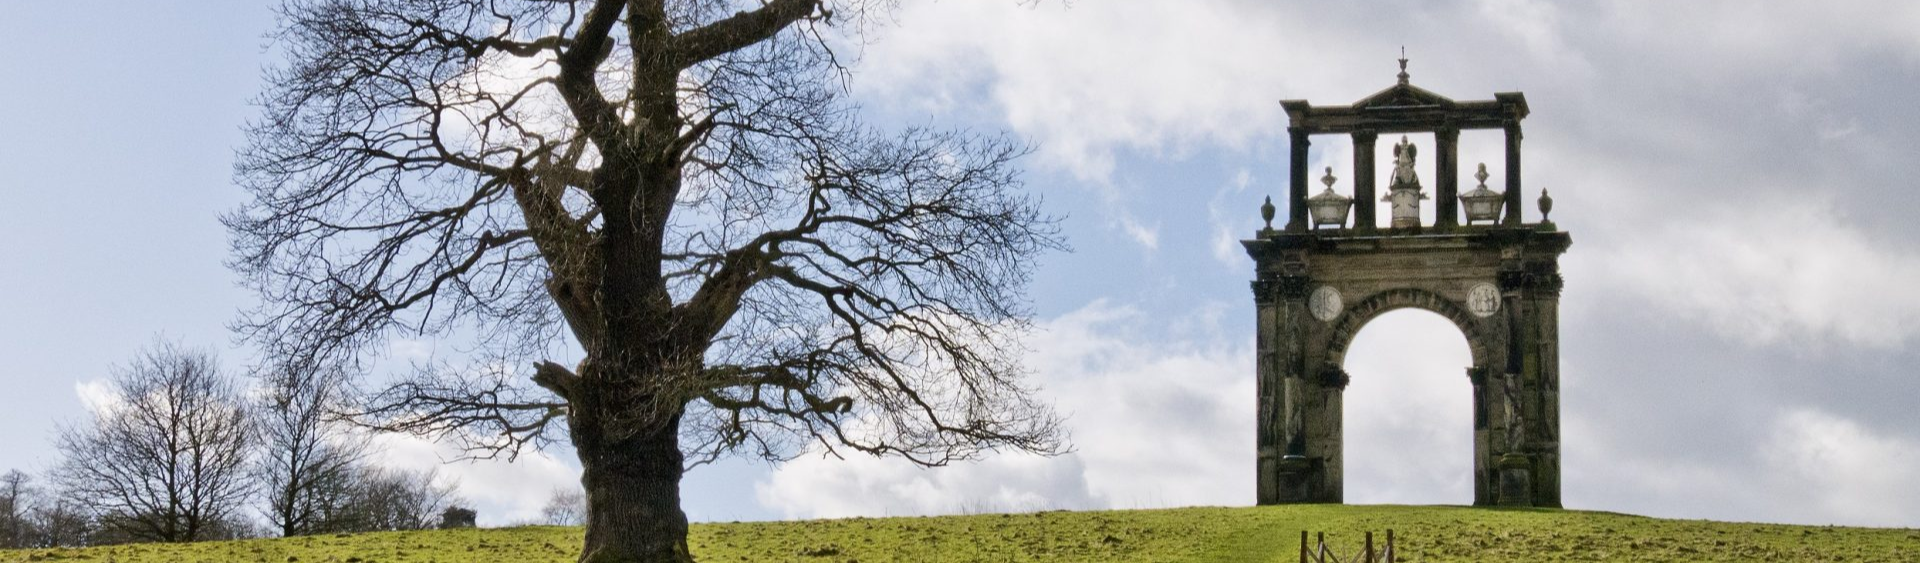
[5,505,1919,562]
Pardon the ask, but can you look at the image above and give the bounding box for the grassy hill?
[4,505,1918,562]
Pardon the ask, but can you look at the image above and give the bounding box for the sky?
[3,0,1919,529]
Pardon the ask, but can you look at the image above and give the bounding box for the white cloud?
[1115,213,1161,251]
[1588,195,1920,349]
[853,1,1601,187]
[1598,1,1920,72]
[1560,410,1763,523]
[758,450,1098,519]
[858,1,1317,183]
[1210,225,1246,269]
[1764,409,1920,527]
[755,300,1252,519]
[73,378,118,414]
[1473,0,1574,64]
[1562,405,1920,528]
[368,433,581,527]
[1208,168,1259,269]
[386,339,436,363]
[754,300,1506,518]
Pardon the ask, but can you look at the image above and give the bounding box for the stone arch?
[1251,65,1569,509]
[1323,287,1492,370]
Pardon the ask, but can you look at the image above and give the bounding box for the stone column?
[1275,274,1317,503]
[1287,128,1311,232]
[1529,270,1565,508]
[1467,366,1491,506]
[1504,122,1524,226]
[1315,365,1348,504]
[1253,274,1279,504]
[1435,127,1460,229]
[1277,374,1311,502]
[1351,131,1378,232]
[1496,267,1532,507]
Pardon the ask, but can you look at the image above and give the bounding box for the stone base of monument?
[1496,453,1533,507]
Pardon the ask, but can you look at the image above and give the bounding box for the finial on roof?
[1397,47,1410,85]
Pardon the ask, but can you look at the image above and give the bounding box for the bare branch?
[670,0,821,69]
[555,0,625,150]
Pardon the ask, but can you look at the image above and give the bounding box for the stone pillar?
[1467,366,1491,506]
[1316,365,1348,504]
[1351,131,1378,232]
[1493,253,1569,508]
[1435,127,1460,229]
[1287,128,1311,232]
[1529,269,1565,508]
[1253,274,1279,504]
[1496,264,1532,507]
[1274,273,1319,503]
[1278,375,1312,503]
[1504,123,1524,226]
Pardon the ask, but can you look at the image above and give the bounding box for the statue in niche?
[1284,391,1306,456]
[1503,372,1526,452]
[1258,384,1276,451]
[1382,135,1429,228]
[1389,135,1421,191]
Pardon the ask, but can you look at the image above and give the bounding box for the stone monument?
[1247,54,1570,507]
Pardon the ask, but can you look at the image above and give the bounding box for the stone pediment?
[1353,82,1455,110]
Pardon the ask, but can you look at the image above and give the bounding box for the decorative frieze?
[1277,275,1314,300]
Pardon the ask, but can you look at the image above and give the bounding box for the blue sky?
[5,0,1920,528]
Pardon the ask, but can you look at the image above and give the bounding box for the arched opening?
[1341,308,1475,505]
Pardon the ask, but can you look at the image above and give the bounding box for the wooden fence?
[1299,530,1395,563]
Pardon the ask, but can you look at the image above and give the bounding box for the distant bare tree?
[339,467,463,532]
[541,488,587,526]
[0,470,31,548]
[255,358,369,537]
[231,0,1065,560]
[52,342,256,543]
[26,497,93,548]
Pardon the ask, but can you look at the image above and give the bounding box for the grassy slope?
[4,505,1918,562]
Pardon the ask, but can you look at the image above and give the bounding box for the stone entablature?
[1277,54,1529,234]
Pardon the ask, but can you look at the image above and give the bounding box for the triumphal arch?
[1246,60,1569,507]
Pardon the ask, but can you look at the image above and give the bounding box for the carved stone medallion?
[1467,283,1501,318]
[1308,286,1343,321]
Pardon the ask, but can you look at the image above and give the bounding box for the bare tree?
[230,1,1064,561]
[0,470,31,548]
[52,342,256,543]
[26,497,93,548]
[338,467,463,532]
[542,488,587,526]
[255,358,369,537]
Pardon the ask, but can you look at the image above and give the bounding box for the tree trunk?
[575,407,692,563]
